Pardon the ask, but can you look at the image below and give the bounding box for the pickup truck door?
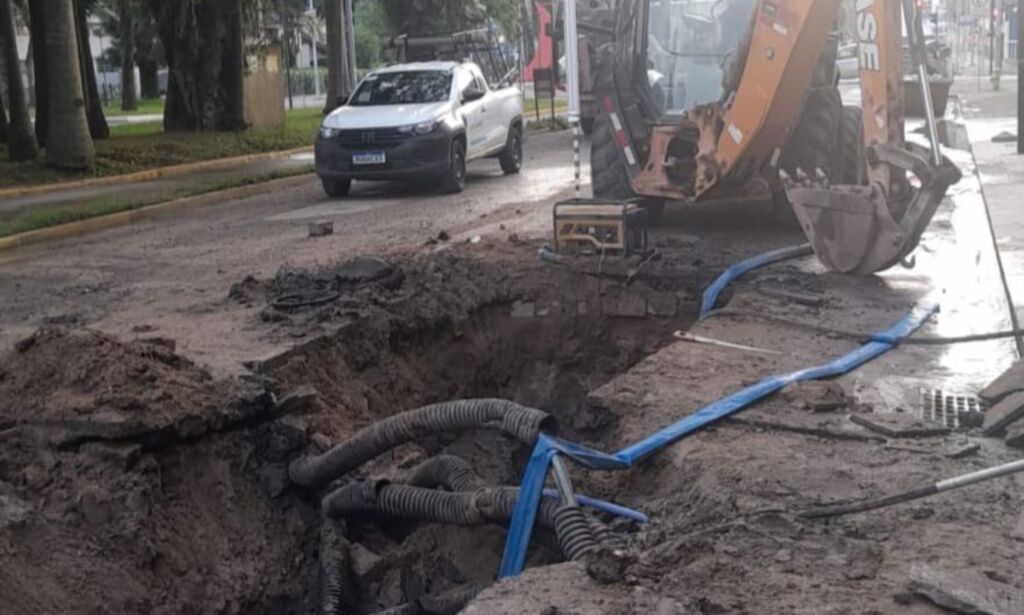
[469,67,508,153]
[455,68,488,159]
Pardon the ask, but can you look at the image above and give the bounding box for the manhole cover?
[919,388,987,428]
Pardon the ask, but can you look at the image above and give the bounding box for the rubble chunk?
[982,391,1024,437]
[1004,422,1024,449]
[908,564,1023,615]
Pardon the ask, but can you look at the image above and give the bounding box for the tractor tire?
[590,110,634,200]
[779,86,842,179]
[834,106,866,184]
[778,33,842,179]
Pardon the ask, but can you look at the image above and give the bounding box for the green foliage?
[97,0,164,73]
[354,0,385,68]
[380,0,520,39]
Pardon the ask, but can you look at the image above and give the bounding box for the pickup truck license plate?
[352,151,386,165]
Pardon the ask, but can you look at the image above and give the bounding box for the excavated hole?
[270,296,697,612]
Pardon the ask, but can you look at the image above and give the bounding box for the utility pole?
[990,0,997,75]
[1018,0,1024,153]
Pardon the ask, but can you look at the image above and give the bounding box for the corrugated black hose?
[289,399,554,489]
[408,454,489,492]
[316,520,354,615]
[554,505,599,560]
[322,480,562,529]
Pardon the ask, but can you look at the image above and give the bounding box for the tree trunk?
[150,0,240,131]
[27,0,47,145]
[45,0,94,170]
[323,0,351,113]
[138,59,158,99]
[0,0,39,160]
[0,84,8,144]
[73,0,109,139]
[119,0,136,110]
[220,0,245,130]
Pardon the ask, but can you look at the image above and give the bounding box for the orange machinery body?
[631,0,905,203]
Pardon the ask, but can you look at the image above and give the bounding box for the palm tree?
[118,0,136,111]
[0,75,8,143]
[44,0,94,170]
[0,0,39,160]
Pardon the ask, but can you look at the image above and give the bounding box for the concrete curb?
[0,145,314,200]
[0,172,314,254]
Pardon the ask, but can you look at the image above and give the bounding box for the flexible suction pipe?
[289,399,554,489]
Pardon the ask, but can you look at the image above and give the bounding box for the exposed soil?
[0,237,703,614]
[3,216,1021,614]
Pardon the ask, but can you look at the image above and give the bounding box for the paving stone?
[980,360,1024,403]
[308,221,334,237]
[849,413,949,438]
[908,564,1023,615]
[982,391,1024,437]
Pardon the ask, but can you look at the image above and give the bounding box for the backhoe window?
[645,0,757,113]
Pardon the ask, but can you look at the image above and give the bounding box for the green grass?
[524,97,568,115]
[527,116,569,133]
[102,98,165,117]
[0,107,323,190]
[0,164,314,238]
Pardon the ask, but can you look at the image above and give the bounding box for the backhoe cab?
[583,0,961,274]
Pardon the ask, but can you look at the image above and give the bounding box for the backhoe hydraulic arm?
[693,0,960,274]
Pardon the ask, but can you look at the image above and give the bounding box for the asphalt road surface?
[0,130,583,376]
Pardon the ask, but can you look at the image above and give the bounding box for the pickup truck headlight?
[399,120,440,135]
[320,126,341,138]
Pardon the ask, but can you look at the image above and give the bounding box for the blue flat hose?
[499,301,939,577]
[700,244,813,318]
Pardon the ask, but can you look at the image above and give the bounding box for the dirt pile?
[0,326,317,615]
[1,326,227,424]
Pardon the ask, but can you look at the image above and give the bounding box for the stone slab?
[982,391,1024,437]
[849,413,950,439]
[980,360,1024,403]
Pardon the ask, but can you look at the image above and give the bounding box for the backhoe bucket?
[785,142,961,274]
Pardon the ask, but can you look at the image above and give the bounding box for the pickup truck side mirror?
[461,87,486,103]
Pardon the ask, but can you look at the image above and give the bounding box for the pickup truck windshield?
[350,71,452,106]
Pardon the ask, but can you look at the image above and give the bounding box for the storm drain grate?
[919,388,988,428]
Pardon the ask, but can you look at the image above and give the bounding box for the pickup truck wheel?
[321,177,351,198]
[499,125,523,174]
[442,139,467,193]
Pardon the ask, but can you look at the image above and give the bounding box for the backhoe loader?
[574,0,961,274]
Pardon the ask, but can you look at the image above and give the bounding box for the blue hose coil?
[499,301,938,577]
[699,244,813,318]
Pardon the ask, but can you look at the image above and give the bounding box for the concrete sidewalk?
[954,79,1024,324]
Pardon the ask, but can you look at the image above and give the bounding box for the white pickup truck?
[315,61,524,197]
